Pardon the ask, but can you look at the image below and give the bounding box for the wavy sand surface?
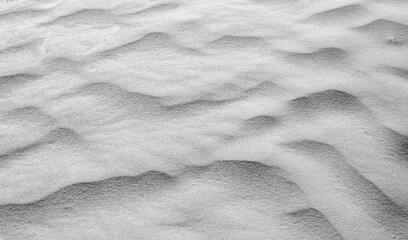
[0,0,408,239]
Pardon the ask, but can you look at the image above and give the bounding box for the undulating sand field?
[0,0,408,239]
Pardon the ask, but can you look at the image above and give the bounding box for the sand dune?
[0,0,407,239]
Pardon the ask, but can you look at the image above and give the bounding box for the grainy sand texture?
[0,0,408,239]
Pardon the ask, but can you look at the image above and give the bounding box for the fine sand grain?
[0,0,407,239]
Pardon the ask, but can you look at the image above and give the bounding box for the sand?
[0,0,407,239]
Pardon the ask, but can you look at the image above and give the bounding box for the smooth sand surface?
[0,0,408,239]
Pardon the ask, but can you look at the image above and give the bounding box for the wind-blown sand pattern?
[0,0,407,239]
